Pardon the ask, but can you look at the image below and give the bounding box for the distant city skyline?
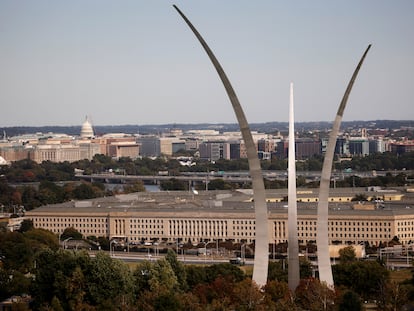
[1,1,413,127]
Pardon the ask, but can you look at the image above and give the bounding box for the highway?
[75,169,410,184]
[88,250,253,265]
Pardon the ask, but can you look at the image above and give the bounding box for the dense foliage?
[1,152,413,184]
[1,227,414,310]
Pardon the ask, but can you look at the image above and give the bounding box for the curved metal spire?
[173,5,269,287]
[317,44,371,287]
[288,83,300,292]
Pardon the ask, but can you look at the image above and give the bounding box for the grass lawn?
[390,268,412,283]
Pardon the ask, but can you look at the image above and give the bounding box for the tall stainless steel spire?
[317,45,371,287]
[173,5,269,287]
[288,83,300,292]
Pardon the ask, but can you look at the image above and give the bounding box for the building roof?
[25,188,413,218]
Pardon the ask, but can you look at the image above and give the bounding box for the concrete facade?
[24,188,413,247]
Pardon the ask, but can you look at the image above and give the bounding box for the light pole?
[200,241,208,263]
[110,240,117,257]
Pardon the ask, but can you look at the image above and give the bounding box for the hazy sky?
[1,1,413,127]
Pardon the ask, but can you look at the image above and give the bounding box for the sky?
[0,1,413,127]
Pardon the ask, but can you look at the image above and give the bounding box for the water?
[105,183,160,192]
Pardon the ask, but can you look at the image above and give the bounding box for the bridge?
[75,169,408,185]
[75,172,255,185]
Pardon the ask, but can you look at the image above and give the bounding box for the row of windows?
[131,230,162,235]
[398,227,414,231]
[332,227,391,232]
[275,221,392,230]
[131,219,162,223]
[330,233,391,239]
[233,220,254,225]
[30,215,414,245]
[330,221,391,227]
[49,228,106,235]
[33,217,107,223]
[44,223,107,228]
[170,220,227,225]
[131,225,162,229]
[398,221,414,226]
[234,226,254,231]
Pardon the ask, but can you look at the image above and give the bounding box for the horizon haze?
[1,1,413,127]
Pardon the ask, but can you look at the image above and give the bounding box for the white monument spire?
[288,83,300,291]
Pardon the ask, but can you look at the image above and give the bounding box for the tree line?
[1,225,414,310]
[1,152,413,212]
[2,152,413,183]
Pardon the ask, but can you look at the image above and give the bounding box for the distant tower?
[80,116,94,139]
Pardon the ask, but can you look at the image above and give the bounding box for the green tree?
[0,231,34,272]
[61,227,83,240]
[205,263,245,283]
[207,179,233,190]
[338,246,357,263]
[72,183,97,200]
[268,260,288,283]
[165,249,188,291]
[18,219,34,233]
[148,258,179,293]
[133,260,154,295]
[37,182,63,204]
[0,267,31,301]
[31,249,84,308]
[84,252,134,309]
[333,260,389,300]
[160,178,187,191]
[123,181,146,193]
[338,290,362,311]
[185,265,207,290]
[24,228,59,252]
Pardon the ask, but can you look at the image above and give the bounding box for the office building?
[25,188,412,247]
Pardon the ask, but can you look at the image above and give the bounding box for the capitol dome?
[80,117,94,138]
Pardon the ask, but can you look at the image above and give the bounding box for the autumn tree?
[295,278,336,311]
[377,280,410,311]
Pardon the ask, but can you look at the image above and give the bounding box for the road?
[88,250,253,265]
